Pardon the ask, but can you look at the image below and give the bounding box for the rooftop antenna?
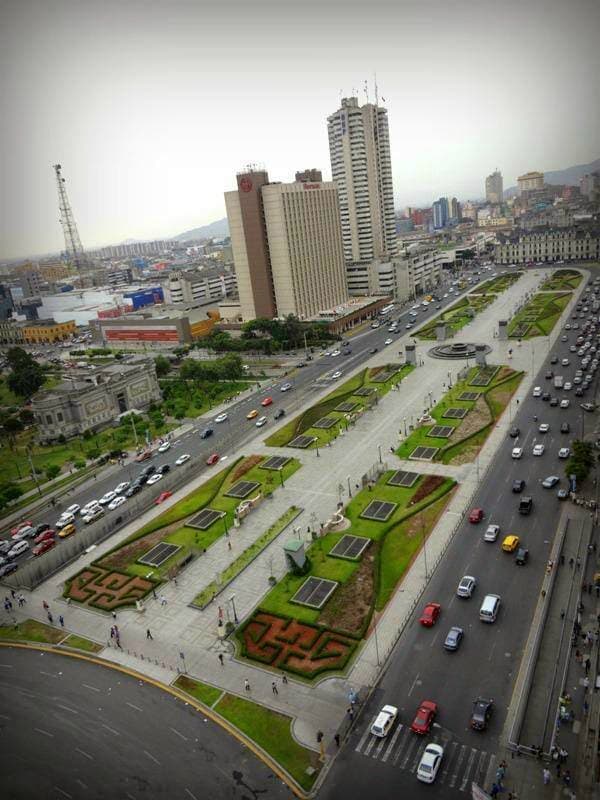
[364,80,369,103]
[374,72,379,107]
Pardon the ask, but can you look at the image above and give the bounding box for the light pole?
[229,594,239,624]
[347,475,352,497]
[403,417,407,436]
[428,391,433,409]
[279,468,284,488]
[378,444,382,464]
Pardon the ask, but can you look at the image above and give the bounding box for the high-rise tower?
[485,170,503,204]
[327,96,397,264]
[53,164,89,273]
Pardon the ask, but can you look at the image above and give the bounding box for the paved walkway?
[4,268,589,755]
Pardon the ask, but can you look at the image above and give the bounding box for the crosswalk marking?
[449,745,468,788]
[392,731,410,765]
[441,741,458,782]
[363,734,377,756]
[382,724,404,763]
[355,723,373,754]
[460,748,478,792]
[372,737,387,759]
[475,751,489,785]
[400,736,419,770]
[410,741,427,773]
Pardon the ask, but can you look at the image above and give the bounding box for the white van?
[480,594,501,623]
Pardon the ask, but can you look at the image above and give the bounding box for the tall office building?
[432,197,449,229]
[485,170,503,204]
[225,169,348,321]
[327,96,397,264]
[517,171,544,193]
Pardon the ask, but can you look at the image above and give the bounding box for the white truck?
[554,375,564,389]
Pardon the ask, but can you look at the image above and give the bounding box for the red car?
[206,452,220,466]
[468,508,484,523]
[411,700,438,734]
[32,539,56,556]
[419,602,441,627]
[10,521,32,536]
[34,529,55,545]
[154,491,173,505]
[261,396,273,407]
[134,450,153,463]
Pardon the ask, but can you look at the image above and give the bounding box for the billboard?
[104,326,179,342]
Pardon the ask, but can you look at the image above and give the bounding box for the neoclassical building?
[494,226,599,264]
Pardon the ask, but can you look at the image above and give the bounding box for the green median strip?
[173,674,223,707]
[0,619,101,653]
[192,505,303,609]
[61,634,103,653]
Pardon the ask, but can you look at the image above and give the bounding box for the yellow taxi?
[58,523,76,539]
[501,534,520,553]
[246,409,259,420]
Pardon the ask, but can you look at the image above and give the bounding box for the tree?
[2,416,24,448]
[45,464,61,481]
[154,355,171,378]
[6,347,32,371]
[0,481,23,511]
[19,408,34,425]
[565,440,596,484]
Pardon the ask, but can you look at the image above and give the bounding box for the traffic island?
[396,365,523,465]
[264,364,413,449]
[62,455,301,610]
[235,470,455,680]
[540,268,583,291]
[0,619,102,653]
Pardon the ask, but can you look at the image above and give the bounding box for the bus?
[378,304,395,317]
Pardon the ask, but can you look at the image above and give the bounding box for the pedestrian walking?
[576,649,582,663]
[584,700,589,715]
[110,626,115,639]
[560,554,565,565]
[583,676,590,691]
[244,679,251,692]
[556,762,562,778]
[585,656,591,674]
[218,653,224,666]
[59,615,64,627]
[146,629,153,640]
[47,611,53,624]
[281,673,288,684]
[43,600,49,610]
[490,784,499,798]
[18,594,25,607]
[543,768,551,785]
[569,557,574,569]
[272,681,278,695]
[334,733,340,747]
[227,541,232,551]
[576,557,581,570]
[5,599,12,611]
[347,706,355,721]
[563,769,571,786]
[160,595,167,606]
[560,747,568,763]
[152,587,157,600]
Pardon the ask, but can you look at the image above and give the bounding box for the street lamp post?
[347,475,352,497]
[279,468,284,488]
[229,594,239,624]
[403,417,407,436]
[378,444,382,464]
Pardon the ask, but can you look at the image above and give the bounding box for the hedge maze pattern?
[241,611,357,678]
[66,565,155,610]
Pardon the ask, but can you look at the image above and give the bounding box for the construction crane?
[53,163,89,275]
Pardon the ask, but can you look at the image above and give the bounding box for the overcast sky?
[1,0,599,259]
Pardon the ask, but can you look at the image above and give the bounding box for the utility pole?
[53,164,89,280]
[26,447,41,495]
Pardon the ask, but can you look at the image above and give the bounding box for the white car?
[146,473,163,486]
[11,525,35,541]
[55,512,75,528]
[532,386,542,397]
[330,350,341,357]
[175,454,191,466]
[280,383,292,392]
[457,575,477,598]
[83,507,104,524]
[255,416,268,427]
[215,413,228,423]
[66,503,81,516]
[484,524,500,542]
[417,743,444,784]
[332,371,343,379]
[558,447,571,459]
[7,540,30,559]
[157,441,171,453]
[107,496,126,511]
[80,501,100,517]
[538,423,549,433]
[370,705,398,738]
[533,443,545,456]
[99,491,117,505]
[560,399,570,408]
[115,482,130,494]
[562,358,570,366]
[511,447,523,459]
[564,382,572,391]
[384,338,393,346]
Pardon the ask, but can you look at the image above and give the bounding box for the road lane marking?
[54,787,72,798]
[475,750,489,785]
[126,701,143,712]
[82,683,100,692]
[170,727,188,741]
[102,723,120,735]
[407,673,420,697]
[75,779,88,790]
[429,631,440,648]
[382,724,404,762]
[372,737,386,759]
[0,713,10,720]
[34,727,54,737]
[0,664,14,668]
[460,748,478,791]
[57,704,78,715]
[400,736,419,770]
[143,749,160,765]
[355,723,373,753]
[410,740,427,772]
[75,747,93,760]
[185,789,199,800]
[441,742,458,781]
[450,744,468,787]
[40,670,57,678]
[363,734,377,756]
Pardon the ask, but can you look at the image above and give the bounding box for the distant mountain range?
[504,157,600,197]
[172,217,230,242]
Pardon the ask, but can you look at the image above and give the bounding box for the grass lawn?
[469,271,522,295]
[265,364,413,448]
[396,366,523,464]
[174,674,223,707]
[214,693,320,791]
[0,619,64,644]
[258,471,456,625]
[540,269,583,291]
[160,379,252,419]
[0,377,20,407]
[508,292,572,338]
[62,634,103,653]
[192,505,302,608]
[417,295,495,340]
[95,455,301,582]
